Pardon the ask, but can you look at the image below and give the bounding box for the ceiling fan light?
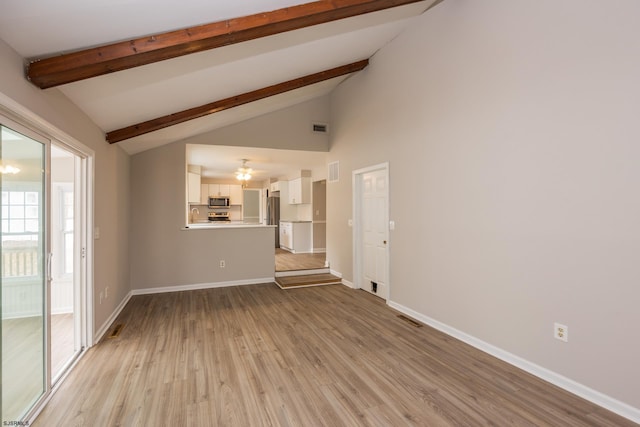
[236,160,252,181]
[0,164,20,174]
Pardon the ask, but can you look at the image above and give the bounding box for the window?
[1,189,41,278]
[2,190,40,235]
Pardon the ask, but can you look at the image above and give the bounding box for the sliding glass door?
[50,144,82,381]
[1,123,48,422]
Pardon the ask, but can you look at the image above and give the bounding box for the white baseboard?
[387,300,640,424]
[94,291,132,343]
[131,277,275,296]
[94,277,273,343]
[313,248,326,253]
[330,269,355,288]
[341,278,354,288]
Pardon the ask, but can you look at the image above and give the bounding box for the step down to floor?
[275,267,330,277]
[275,273,342,289]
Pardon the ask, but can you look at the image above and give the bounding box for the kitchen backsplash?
[189,204,242,222]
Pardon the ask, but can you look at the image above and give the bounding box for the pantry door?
[353,163,390,300]
[1,121,49,422]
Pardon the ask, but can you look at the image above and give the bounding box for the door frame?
[1,97,95,422]
[352,162,390,300]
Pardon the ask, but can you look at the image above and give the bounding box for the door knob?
[383,240,387,244]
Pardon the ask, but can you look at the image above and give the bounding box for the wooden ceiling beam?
[27,0,426,88]
[106,59,368,144]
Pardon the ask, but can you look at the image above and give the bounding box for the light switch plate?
[348,219,353,227]
[389,221,395,230]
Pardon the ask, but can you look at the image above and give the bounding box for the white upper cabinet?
[200,184,242,205]
[200,184,208,204]
[288,177,311,204]
[229,185,243,205]
[188,172,201,203]
[207,184,230,197]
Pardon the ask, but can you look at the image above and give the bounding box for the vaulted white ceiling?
[0,0,438,155]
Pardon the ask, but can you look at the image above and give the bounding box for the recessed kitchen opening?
[185,144,329,274]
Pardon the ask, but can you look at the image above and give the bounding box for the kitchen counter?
[183,222,275,230]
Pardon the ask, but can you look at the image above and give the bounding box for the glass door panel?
[51,144,80,381]
[1,124,47,422]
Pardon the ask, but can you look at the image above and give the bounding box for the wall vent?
[312,122,328,133]
[328,161,339,183]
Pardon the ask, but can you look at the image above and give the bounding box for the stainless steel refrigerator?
[267,191,280,248]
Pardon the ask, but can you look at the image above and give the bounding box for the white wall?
[130,98,330,290]
[181,96,330,151]
[328,0,640,412]
[0,37,131,337]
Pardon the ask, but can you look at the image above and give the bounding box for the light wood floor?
[51,313,75,378]
[34,284,635,426]
[275,248,325,272]
[275,273,342,289]
[2,313,76,420]
[2,316,44,421]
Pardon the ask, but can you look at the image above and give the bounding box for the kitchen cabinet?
[188,172,201,203]
[200,184,208,205]
[279,221,292,250]
[209,184,230,197]
[199,184,242,205]
[270,181,282,192]
[288,177,311,205]
[279,221,312,253]
[229,184,243,205]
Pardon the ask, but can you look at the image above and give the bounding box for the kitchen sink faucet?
[190,207,199,222]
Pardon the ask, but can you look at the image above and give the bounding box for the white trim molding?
[95,277,276,342]
[341,278,355,289]
[388,300,640,424]
[331,270,355,288]
[131,277,276,296]
[94,291,132,343]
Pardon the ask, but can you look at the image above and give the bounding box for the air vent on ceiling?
[312,122,328,133]
[328,161,339,183]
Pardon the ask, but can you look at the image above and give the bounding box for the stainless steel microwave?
[208,196,230,208]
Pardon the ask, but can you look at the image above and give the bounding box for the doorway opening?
[274,179,327,273]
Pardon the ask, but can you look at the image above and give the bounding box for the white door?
[357,166,389,299]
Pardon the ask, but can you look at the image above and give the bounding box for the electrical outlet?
[99,291,104,305]
[219,260,225,268]
[554,323,568,342]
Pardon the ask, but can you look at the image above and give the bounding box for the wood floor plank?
[275,248,326,271]
[275,273,341,288]
[32,284,637,427]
